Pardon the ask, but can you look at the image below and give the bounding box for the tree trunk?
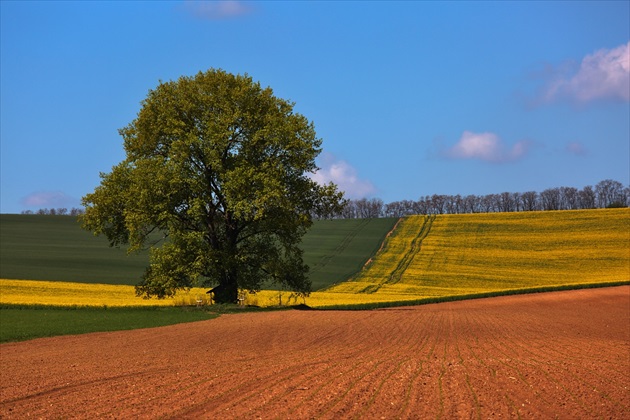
[213,269,238,304]
[214,216,239,304]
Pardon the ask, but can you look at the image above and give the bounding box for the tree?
[498,192,515,213]
[520,191,539,211]
[540,188,561,210]
[595,179,624,208]
[578,185,596,209]
[70,207,85,216]
[81,69,345,303]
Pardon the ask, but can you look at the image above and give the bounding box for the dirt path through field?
[2,286,629,419]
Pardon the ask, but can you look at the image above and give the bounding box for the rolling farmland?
[0,215,151,285]
[329,208,630,300]
[1,209,628,309]
[1,209,629,418]
[1,286,628,418]
[294,217,398,290]
[0,214,397,290]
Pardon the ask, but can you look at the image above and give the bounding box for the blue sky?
[1,1,629,213]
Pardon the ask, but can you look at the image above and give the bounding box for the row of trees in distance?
[337,179,628,219]
[20,179,627,219]
[21,207,85,216]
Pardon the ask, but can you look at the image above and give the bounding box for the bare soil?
[1,286,629,419]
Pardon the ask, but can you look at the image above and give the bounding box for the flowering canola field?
[328,208,629,299]
[0,280,208,307]
[0,279,421,308]
[2,209,628,308]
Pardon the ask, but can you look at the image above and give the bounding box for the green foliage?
[606,201,627,208]
[81,69,344,302]
[0,305,219,343]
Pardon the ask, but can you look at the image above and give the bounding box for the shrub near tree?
[81,69,345,303]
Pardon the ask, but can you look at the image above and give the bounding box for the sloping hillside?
[300,218,398,290]
[328,208,630,297]
[0,215,149,285]
[0,215,397,290]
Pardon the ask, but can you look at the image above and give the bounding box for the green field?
[299,217,398,290]
[0,214,397,290]
[0,305,220,343]
[0,215,149,284]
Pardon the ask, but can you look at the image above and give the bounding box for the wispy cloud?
[443,131,531,163]
[20,191,78,209]
[539,42,629,105]
[182,0,253,20]
[310,152,376,199]
[565,141,588,156]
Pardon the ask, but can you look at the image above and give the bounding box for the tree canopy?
[81,69,345,303]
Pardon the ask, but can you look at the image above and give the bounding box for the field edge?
[311,280,630,310]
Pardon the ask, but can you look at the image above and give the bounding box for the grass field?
[299,217,398,290]
[0,306,219,343]
[0,215,149,285]
[0,215,397,290]
[330,208,630,298]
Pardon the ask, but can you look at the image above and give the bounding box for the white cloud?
[20,191,78,209]
[310,153,376,199]
[542,42,630,104]
[182,0,253,20]
[565,141,588,156]
[444,131,531,163]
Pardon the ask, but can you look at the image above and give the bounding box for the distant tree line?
[334,179,629,219]
[21,179,628,219]
[21,207,85,216]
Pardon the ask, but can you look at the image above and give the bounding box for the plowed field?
[1,286,629,419]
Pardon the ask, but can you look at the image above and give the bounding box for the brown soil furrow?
[314,315,416,418]
[383,311,439,418]
[495,311,630,411]
[458,311,536,418]
[465,290,628,418]
[173,313,404,418]
[470,292,629,417]
[317,357,406,419]
[467,307,574,417]
[170,320,387,418]
[400,306,451,419]
[453,325,482,419]
[480,315,551,414]
[1,286,628,419]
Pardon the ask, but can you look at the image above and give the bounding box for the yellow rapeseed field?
[0,279,211,307]
[0,279,420,308]
[3,208,628,309]
[329,208,630,298]
[241,289,421,308]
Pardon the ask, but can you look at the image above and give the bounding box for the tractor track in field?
[311,219,371,275]
[387,214,435,285]
[1,286,629,419]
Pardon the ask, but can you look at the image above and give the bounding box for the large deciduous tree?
[81,69,345,303]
